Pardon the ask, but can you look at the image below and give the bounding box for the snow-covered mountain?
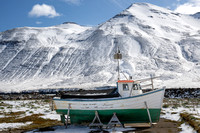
[191,12,200,19]
[0,3,200,92]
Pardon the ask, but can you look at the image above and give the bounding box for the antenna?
[114,47,122,80]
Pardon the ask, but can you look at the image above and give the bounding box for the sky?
[1,0,200,32]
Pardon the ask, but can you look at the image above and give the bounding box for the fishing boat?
[53,48,165,127]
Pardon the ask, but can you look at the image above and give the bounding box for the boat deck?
[60,88,120,99]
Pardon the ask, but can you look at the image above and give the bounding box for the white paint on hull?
[54,88,165,110]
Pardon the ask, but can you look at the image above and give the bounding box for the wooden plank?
[124,123,152,128]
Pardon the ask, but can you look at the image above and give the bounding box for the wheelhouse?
[117,80,143,97]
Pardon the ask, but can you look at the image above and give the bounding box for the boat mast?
[114,47,122,80]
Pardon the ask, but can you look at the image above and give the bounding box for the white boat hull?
[53,87,165,124]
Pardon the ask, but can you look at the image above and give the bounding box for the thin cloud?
[29,4,60,18]
[36,21,42,24]
[175,0,200,14]
[109,0,130,10]
[62,0,81,5]
[110,0,124,9]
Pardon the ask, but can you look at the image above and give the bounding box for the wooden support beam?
[89,111,103,128]
[107,112,123,129]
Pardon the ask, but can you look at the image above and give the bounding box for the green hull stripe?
[54,88,165,102]
[56,109,161,124]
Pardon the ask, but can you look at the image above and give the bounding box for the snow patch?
[179,123,197,133]
[0,122,32,131]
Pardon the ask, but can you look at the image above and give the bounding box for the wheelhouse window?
[133,84,137,90]
[123,84,129,91]
[137,84,142,90]
[133,84,141,90]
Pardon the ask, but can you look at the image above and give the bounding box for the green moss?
[0,102,10,106]
[163,104,170,108]
[171,112,178,114]
[43,99,51,103]
[172,104,180,109]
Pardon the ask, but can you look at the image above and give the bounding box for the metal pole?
[144,101,152,127]
[66,103,71,128]
[150,75,154,90]
[118,59,120,80]
[114,46,122,81]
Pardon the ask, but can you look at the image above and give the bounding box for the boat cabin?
[59,80,144,99]
[117,80,143,97]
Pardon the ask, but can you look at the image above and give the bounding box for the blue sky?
[0,0,199,32]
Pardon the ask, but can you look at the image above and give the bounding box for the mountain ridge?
[0,3,200,92]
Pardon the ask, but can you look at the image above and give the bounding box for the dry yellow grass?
[0,113,62,132]
[180,112,200,133]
